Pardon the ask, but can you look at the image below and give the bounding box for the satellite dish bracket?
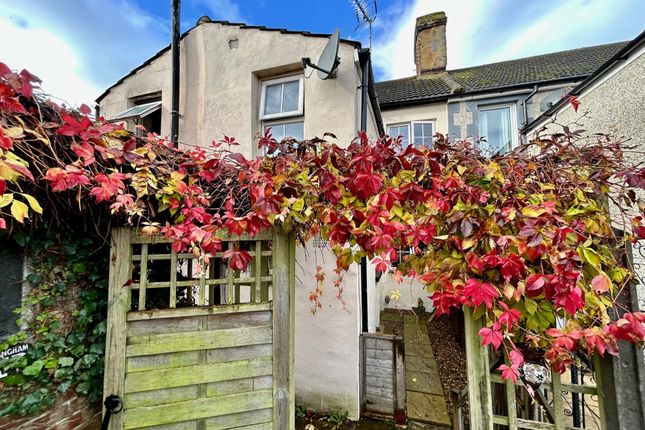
[302,57,341,79]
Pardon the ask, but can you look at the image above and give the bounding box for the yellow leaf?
[21,193,43,214]
[10,199,29,223]
[0,193,13,208]
[3,126,24,139]
[291,198,304,212]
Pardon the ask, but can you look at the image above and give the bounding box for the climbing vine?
[1,60,645,391]
[0,225,108,416]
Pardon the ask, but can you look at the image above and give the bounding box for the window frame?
[262,118,305,142]
[259,75,304,120]
[410,120,435,147]
[387,123,411,147]
[387,120,437,148]
[477,103,519,156]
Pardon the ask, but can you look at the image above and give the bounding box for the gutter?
[378,76,588,111]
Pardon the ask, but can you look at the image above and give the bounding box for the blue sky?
[0,0,643,107]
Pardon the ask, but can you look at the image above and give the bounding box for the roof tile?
[376,42,627,106]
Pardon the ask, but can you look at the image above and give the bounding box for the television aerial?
[302,29,341,80]
[350,0,377,50]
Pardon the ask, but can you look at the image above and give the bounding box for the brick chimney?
[414,12,447,75]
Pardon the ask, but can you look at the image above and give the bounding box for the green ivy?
[0,226,108,416]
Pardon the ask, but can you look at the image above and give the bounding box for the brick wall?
[0,394,101,430]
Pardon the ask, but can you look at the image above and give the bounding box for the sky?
[0,0,643,107]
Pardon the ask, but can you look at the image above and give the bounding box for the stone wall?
[0,394,101,430]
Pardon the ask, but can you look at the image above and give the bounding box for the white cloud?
[195,0,245,22]
[0,0,170,107]
[0,18,101,107]
[371,0,491,80]
[371,0,644,81]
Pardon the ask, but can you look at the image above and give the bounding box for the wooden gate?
[103,228,295,430]
[464,308,608,430]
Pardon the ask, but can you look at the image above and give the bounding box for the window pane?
[478,107,512,156]
[284,121,304,140]
[389,125,409,146]
[413,123,433,147]
[268,124,285,141]
[264,83,282,115]
[282,81,300,113]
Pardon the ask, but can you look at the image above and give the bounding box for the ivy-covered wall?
[0,226,108,420]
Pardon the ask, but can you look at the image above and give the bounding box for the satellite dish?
[302,29,341,80]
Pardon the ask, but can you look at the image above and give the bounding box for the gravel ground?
[426,312,469,427]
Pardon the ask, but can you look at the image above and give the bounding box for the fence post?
[464,307,493,430]
[103,228,132,430]
[272,230,295,430]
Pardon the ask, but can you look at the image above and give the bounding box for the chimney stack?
[414,12,447,75]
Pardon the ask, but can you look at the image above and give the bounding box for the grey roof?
[523,30,645,133]
[376,41,628,108]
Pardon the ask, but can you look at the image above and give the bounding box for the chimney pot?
[414,11,447,75]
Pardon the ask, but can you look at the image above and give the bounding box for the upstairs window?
[259,76,304,120]
[478,105,517,156]
[264,121,304,142]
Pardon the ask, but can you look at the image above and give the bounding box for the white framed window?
[477,104,518,156]
[387,120,436,148]
[411,121,434,147]
[259,75,304,120]
[387,124,410,147]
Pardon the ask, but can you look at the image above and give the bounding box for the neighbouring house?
[522,30,645,428]
[96,16,383,419]
[374,11,631,315]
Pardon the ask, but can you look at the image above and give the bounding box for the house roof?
[523,29,645,133]
[376,41,628,109]
[95,18,362,103]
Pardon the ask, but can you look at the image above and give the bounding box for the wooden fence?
[464,308,608,430]
[103,228,295,430]
[361,333,405,419]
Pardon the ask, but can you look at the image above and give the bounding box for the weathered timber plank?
[127,351,200,373]
[405,370,444,395]
[365,357,394,368]
[366,348,393,360]
[127,302,271,321]
[365,337,394,350]
[366,365,393,378]
[464,307,493,430]
[365,386,394,399]
[365,375,394,389]
[207,343,272,363]
[138,420,198,430]
[126,325,273,356]
[124,385,198,408]
[207,310,272,329]
[205,376,272,398]
[515,418,555,429]
[129,229,271,244]
[272,232,295,430]
[365,401,394,415]
[169,250,177,308]
[206,378,254,397]
[103,228,132,430]
[124,356,273,393]
[138,244,148,311]
[505,371,518,430]
[205,408,273,430]
[254,375,273,390]
[123,389,273,429]
[128,316,199,336]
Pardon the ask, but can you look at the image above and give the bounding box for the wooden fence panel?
[103,228,294,430]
